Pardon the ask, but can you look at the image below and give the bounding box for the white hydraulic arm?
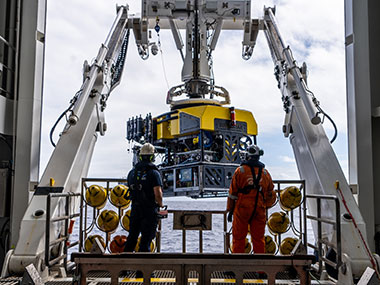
[3,5,130,275]
[261,7,377,283]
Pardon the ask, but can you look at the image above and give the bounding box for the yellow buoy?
[229,238,252,254]
[265,190,277,209]
[121,209,132,231]
[264,235,277,254]
[97,210,119,232]
[135,237,156,252]
[244,238,252,254]
[280,186,302,211]
[280,237,298,255]
[85,185,107,209]
[110,235,128,253]
[267,212,290,234]
[84,235,105,252]
[110,184,131,209]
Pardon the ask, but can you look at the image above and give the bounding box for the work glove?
[227,211,233,223]
[157,205,168,219]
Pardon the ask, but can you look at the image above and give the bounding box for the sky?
[40,0,347,182]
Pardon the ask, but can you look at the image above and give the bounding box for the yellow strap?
[121,277,264,283]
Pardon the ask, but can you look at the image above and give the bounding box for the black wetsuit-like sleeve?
[151,170,163,188]
[127,170,134,188]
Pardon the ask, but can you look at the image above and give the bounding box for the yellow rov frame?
[155,104,257,140]
[127,99,258,197]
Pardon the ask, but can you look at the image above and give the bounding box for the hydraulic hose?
[316,105,338,144]
[49,90,82,147]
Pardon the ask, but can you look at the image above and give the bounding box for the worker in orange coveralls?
[227,145,276,253]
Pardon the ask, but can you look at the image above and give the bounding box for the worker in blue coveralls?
[124,143,163,252]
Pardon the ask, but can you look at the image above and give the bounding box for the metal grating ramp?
[0,273,336,284]
[45,280,73,285]
[56,269,335,284]
[72,253,319,284]
[0,277,21,285]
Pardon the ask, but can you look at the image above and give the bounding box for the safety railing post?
[45,194,51,266]
[44,192,81,269]
[335,199,342,269]
[306,194,342,276]
[80,179,84,252]
[182,229,186,253]
[64,195,69,272]
[199,230,203,253]
[302,181,307,250]
[317,198,322,275]
[223,212,228,253]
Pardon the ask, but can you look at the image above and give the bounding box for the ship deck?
[63,252,335,285]
[0,253,337,285]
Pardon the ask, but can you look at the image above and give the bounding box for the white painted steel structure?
[0,0,46,269]
[344,0,380,254]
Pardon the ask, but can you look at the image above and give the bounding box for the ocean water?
[160,199,228,253]
[70,197,315,255]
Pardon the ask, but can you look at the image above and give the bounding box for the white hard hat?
[247,145,264,157]
[140,143,155,155]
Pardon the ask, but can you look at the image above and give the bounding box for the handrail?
[158,210,228,254]
[45,192,81,269]
[306,194,342,273]
[158,180,307,255]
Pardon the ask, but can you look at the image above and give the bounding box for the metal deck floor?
[39,270,336,284]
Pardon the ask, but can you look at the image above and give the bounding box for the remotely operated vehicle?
[0,1,379,284]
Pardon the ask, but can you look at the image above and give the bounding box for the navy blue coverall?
[124,161,162,252]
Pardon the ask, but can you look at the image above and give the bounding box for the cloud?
[280,156,296,163]
[41,0,347,181]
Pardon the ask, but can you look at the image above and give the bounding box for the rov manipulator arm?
[260,7,378,282]
[2,5,130,276]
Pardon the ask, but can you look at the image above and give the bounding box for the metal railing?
[157,210,229,254]
[306,194,342,274]
[77,178,309,255]
[70,177,331,284]
[41,176,346,284]
[45,192,81,269]
[156,180,308,255]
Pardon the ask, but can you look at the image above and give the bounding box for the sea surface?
[70,197,315,255]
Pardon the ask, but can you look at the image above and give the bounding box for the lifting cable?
[335,180,380,279]
[155,20,170,90]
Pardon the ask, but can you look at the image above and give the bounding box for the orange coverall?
[227,164,275,253]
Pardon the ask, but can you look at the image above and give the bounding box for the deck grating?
[0,275,336,284]
[0,277,21,285]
